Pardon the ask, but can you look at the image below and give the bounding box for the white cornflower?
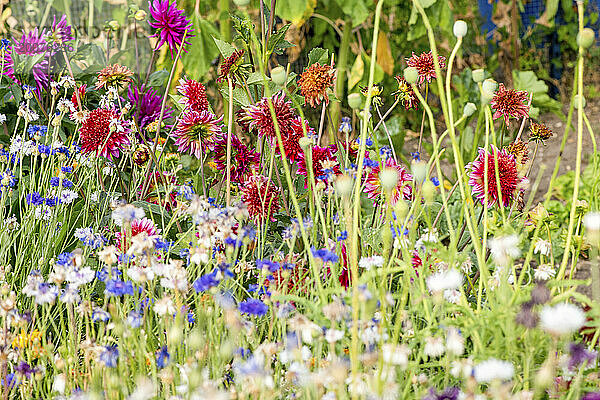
[154,296,176,316]
[444,289,461,304]
[584,211,600,231]
[381,344,410,368]
[446,327,464,356]
[423,336,445,358]
[474,358,514,383]
[534,264,555,281]
[325,329,345,344]
[60,189,79,204]
[35,205,52,221]
[112,204,145,226]
[534,238,552,256]
[52,373,66,394]
[358,255,384,270]
[489,234,520,265]
[426,269,463,293]
[540,303,586,336]
[416,228,438,251]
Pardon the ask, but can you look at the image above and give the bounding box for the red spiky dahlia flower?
[297,144,340,183]
[364,157,413,204]
[176,77,209,112]
[240,175,281,223]
[406,51,446,85]
[490,84,529,126]
[115,217,160,251]
[466,145,528,207]
[79,108,130,159]
[244,92,297,139]
[213,135,260,184]
[172,110,223,158]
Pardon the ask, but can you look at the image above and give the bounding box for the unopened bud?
[404,67,419,85]
[463,102,477,117]
[577,28,595,49]
[380,167,399,191]
[422,180,436,203]
[335,175,354,198]
[411,160,428,185]
[270,66,287,86]
[233,0,251,6]
[108,20,120,31]
[348,93,362,109]
[134,10,147,21]
[574,94,586,110]
[472,69,485,83]
[298,136,312,150]
[453,20,468,38]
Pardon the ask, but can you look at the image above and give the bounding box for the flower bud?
[422,180,436,204]
[404,67,419,85]
[134,10,147,21]
[463,102,477,117]
[108,20,120,31]
[335,175,354,198]
[411,160,428,185]
[380,167,399,192]
[472,69,485,83]
[482,79,497,96]
[233,0,251,6]
[298,136,313,150]
[453,20,468,38]
[348,93,362,109]
[574,94,586,110]
[270,66,287,86]
[577,28,595,49]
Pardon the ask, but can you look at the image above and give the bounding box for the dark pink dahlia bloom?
[46,15,74,45]
[172,110,223,158]
[148,0,194,58]
[490,84,529,126]
[127,85,173,129]
[364,157,413,204]
[3,28,51,92]
[406,51,446,85]
[466,145,528,207]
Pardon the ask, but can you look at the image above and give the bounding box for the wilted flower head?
[505,139,529,166]
[297,63,335,108]
[490,83,529,126]
[394,76,419,110]
[529,122,553,143]
[148,0,194,58]
[467,145,527,207]
[406,51,446,85]
[540,303,586,336]
[96,64,134,90]
[217,49,245,87]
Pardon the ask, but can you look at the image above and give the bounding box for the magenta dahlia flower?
[172,110,223,158]
[490,84,529,126]
[406,51,446,85]
[364,157,413,204]
[176,78,209,112]
[244,92,297,138]
[240,175,281,223]
[79,108,131,159]
[213,135,260,184]
[148,0,194,58]
[2,28,50,93]
[46,15,74,45]
[466,145,528,207]
[297,144,340,183]
[115,217,160,251]
[128,85,173,129]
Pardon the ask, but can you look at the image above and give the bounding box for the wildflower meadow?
[1,0,600,398]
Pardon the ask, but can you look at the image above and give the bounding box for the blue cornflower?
[431,177,440,187]
[187,311,195,324]
[61,166,73,174]
[1,373,16,388]
[193,269,220,292]
[248,284,271,297]
[55,252,73,267]
[50,177,74,188]
[178,184,194,200]
[38,144,51,156]
[27,125,47,139]
[339,117,352,134]
[256,259,280,273]
[0,39,10,51]
[156,346,170,369]
[26,192,44,206]
[91,308,110,322]
[45,197,58,207]
[364,158,379,169]
[410,151,420,161]
[105,279,134,297]
[311,247,339,263]
[127,311,143,328]
[355,137,373,147]
[380,146,393,159]
[0,170,16,188]
[337,230,348,241]
[155,238,173,252]
[99,345,119,368]
[238,299,269,316]
[52,146,70,158]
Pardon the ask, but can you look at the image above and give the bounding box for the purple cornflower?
[127,311,143,328]
[148,0,194,58]
[26,191,44,206]
[46,15,74,45]
[99,345,119,368]
[156,346,170,369]
[239,299,269,316]
[583,393,600,400]
[568,342,597,369]
[256,259,280,273]
[423,386,460,400]
[15,362,34,378]
[128,85,173,130]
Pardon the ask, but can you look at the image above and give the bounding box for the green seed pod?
[463,102,477,117]
[233,0,251,6]
[270,66,287,86]
[472,69,485,83]
[574,94,586,110]
[404,67,419,85]
[577,28,595,49]
[453,20,468,38]
[422,180,436,204]
[348,93,362,109]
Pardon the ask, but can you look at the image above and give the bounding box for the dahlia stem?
[330,17,352,130]
[374,104,397,162]
[417,83,428,155]
[226,77,234,207]
[515,93,533,142]
[317,102,327,144]
[372,98,399,134]
[557,1,585,286]
[219,0,231,42]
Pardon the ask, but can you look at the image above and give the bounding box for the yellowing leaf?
[376,34,394,75]
[348,53,364,90]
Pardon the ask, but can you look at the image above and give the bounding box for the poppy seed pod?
[453,20,468,38]
[472,69,485,83]
[463,102,477,117]
[348,93,362,109]
[577,28,595,49]
[404,67,419,85]
[271,66,287,86]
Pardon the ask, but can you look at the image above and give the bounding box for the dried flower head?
[217,50,245,87]
[394,76,419,110]
[96,64,134,90]
[406,51,446,85]
[490,84,529,126]
[505,139,529,166]
[529,122,553,143]
[298,63,335,108]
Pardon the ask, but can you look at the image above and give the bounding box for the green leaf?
[512,70,562,116]
[231,13,254,45]
[182,15,220,79]
[212,37,236,58]
[335,0,369,27]
[148,70,169,88]
[308,47,329,66]
[267,23,294,56]
[276,0,309,24]
[247,72,270,85]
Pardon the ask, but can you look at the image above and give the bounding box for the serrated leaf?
[266,23,294,56]
[308,47,329,66]
[220,86,251,107]
[212,37,236,58]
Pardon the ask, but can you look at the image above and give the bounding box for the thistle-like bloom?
[115,217,160,251]
[406,51,446,85]
[217,50,245,87]
[529,122,553,143]
[46,15,74,45]
[298,62,335,108]
[466,145,527,207]
[490,84,529,126]
[148,0,194,58]
[394,76,418,110]
[364,157,413,204]
[128,85,173,129]
[244,92,297,139]
[240,175,281,223]
[79,108,130,159]
[2,28,50,93]
[96,64,134,90]
[176,78,209,112]
[297,144,340,182]
[172,110,223,158]
[212,135,260,184]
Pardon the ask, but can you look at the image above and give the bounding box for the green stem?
[330,17,352,131]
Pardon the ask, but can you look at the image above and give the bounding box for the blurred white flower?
[446,327,464,356]
[325,329,345,343]
[382,343,410,368]
[534,264,555,281]
[474,358,514,383]
[534,238,552,256]
[424,336,445,358]
[427,269,463,293]
[540,303,586,336]
[358,255,384,270]
[488,234,520,266]
[112,204,145,226]
[444,289,461,304]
